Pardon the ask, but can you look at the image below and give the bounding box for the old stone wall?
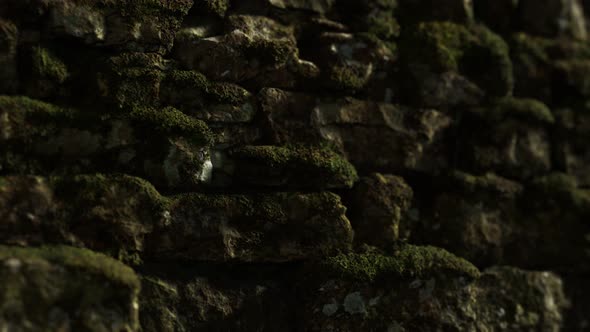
[0,0,589,331]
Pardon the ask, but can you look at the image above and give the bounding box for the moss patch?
[401,22,513,96]
[474,97,554,124]
[31,46,69,84]
[231,145,359,188]
[163,70,251,105]
[320,245,480,282]
[128,106,213,144]
[0,245,140,289]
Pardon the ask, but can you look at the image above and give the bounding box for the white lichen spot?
[198,158,213,183]
[160,211,172,227]
[343,292,367,315]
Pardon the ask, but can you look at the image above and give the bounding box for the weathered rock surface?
[0,0,588,330]
[260,88,452,173]
[139,265,295,332]
[410,172,590,271]
[348,173,413,248]
[0,245,140,332]
[0,174,354,263]
[456,97,555,180]
[212,145,358,189]
[299,245,567,332]
[399,22,513,107]
[0,96,213,189]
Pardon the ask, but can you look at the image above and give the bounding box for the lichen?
[0,245,140,290]
[321,245,480,282]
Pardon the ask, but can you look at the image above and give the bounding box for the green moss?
[164,70,251,105]
[244,38,294,65]
[401,22,513,96]
[31,46,69,83]
[367,11,400,41]
[0,95,69,117]
[51,173,169,208]
[0,95,76,132]
[0,245,140,290]
[321,245,480,282]
[402,22,470,72]
[108,53,165,108]
[231,145,359,188]
[328,65,369,91]
[530,173,590,213]
[479,97,555,124]
[128,106,214,145]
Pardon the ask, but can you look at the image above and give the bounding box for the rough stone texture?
[409,172,590,271]
[519,0,587,40]
[260,88,452,173]
[0,0,589,330]
[0,97,213,189]
[456,97,555,180]
[348,173,413,248]
[0,245,140,331]
[139,264,295,332]
[0,20,18,94]
[0,174,353,263]
[299,245,567,332]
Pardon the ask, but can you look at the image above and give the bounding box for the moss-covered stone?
[333,0,399,43]
[224,145,358,189]
[161,70,252,108]
[128,106,213,145]
[45,0,193,53]
[319,245,480,282]
[103,52,165,108]
[23,46,69,99]
[0,96,213,189]
[477,97,555,124]
[400,22,513,99]
[457,98,553,179]
[0,174,353,263]
[510,32,590,103]
[161,190,353,261]
[349,173,413,247]
[0,245,140,331]
[193,0,230,17]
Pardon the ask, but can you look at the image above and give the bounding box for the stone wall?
[0,0,589,331]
